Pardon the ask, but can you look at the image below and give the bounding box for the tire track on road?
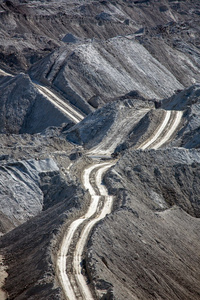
[56,161,114,300]
[138,110,183,150]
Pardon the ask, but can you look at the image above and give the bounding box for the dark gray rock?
[0,73,73,134]
[62,33,77,43]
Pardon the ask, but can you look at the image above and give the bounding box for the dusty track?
[0,68,183,299]
[56,161,115,299]
[35,85,84,124]
[57,108,183,299]
[139,110,183,150]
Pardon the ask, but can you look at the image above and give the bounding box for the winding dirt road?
[56,161,115,299]
[0,67,183,299]
[57,109,183,299]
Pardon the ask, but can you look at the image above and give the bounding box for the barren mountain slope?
[161,84,200,149]
[87,148,200,299]
[116,85,200,152]
[0,149,92,299]
[0,158,59,234]
[1,0,200,73]
[65,97,154,151]
[29,36,188,110]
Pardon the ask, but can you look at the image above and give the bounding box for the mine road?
[35,84,84,124]
[56,109,183,299]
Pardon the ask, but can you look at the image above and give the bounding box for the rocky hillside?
[87,148,200,299]
[29,35,187,106]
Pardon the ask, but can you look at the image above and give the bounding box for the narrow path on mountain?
[56,161,115,300]
[57,108,183,299]
[35,84,84,124]
[138,110,183,150]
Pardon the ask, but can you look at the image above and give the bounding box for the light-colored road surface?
[56,161,114,300]
[73,163,114,299]
[140,110,171,150]
[57,108,183,300]
[0,69,13,77]
[139,110,183,150]
[0,68,183,300]
[152,110,183,149]
[0,255,8,300]
[35,85,84,124]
